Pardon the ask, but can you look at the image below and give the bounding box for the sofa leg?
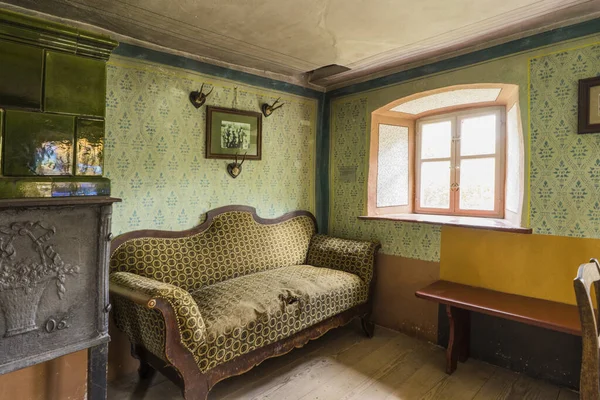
[360,316,375,338]
[131,344,156,380]
[129,355,155,400]
[138,360,155,380]
[182,377,209,400]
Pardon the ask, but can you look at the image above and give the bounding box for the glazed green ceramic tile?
[44,51,106,116]
[0,179,52,198]
[0,39,43,110]
[0,109,3,176]
[3,110,74,176]
[53,179,111,196]
[0,109,3,174]
[0,9,117,60]
[0,177,110,198]
[76,118,104,175]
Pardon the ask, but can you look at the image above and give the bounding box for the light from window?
[377,124,409,207]
[390,88,501,114]
[506,105,521,213]
[415,107,504,217]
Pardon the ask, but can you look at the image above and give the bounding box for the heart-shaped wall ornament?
[227,153,247,179]
[227,162,242,179]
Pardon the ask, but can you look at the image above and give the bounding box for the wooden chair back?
[574,258,600,400]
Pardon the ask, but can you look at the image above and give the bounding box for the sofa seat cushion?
[190,265,368,372]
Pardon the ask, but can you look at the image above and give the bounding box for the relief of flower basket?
[0,222,79,337]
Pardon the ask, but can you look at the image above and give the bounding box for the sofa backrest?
[109,206,316,291]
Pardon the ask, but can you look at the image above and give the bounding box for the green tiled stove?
[0,9,119,400]
[0,9,116,196]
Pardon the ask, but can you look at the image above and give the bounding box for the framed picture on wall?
[578,76,600,134]
[206,106,262,159]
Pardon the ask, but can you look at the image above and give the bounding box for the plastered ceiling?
[1,0,599,89]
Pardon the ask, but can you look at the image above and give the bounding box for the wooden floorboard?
[216,324,365,400]
[383,356,449,400]
[257,327,402,400]
[503,375,561,400]
[421,359,496,400]
[342,340,439,400]
[472,367,520,400]
[558,388,580,400]
[293,334,417,400]
[108,323,580,400]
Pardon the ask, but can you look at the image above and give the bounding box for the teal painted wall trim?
[113,43,323,99]
[316,97,329,233]
[112,43,330,232]
[326,17,600,99]
[321,18,600,237]
[113,16,600,235]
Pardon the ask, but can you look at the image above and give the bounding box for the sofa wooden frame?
[109,205,380,400]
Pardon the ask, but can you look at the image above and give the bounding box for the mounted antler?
[261,97,285,117]
[189,83,214,109]
[237,152,247,167]
[227,152,248,179]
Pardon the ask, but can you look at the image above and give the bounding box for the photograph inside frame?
[220,121,251,149]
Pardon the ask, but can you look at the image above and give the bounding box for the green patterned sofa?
[109,205,380,400]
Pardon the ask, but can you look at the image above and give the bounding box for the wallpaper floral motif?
[329,97,441,262]
[104,56,317,235]
[330,40,600,261]
[529,44,600,237]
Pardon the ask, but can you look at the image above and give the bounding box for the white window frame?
[414,106,506,218]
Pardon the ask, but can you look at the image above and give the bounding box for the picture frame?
[578,76,600,134]
[206,106,262,159]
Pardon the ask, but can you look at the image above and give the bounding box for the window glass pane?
[460,113,496,156]
[377,124,409,207]
[420,120,451,159]
[420,161,450,209]
[459,158,495,211]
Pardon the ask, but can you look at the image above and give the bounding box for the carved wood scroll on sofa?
[109,205,380,400]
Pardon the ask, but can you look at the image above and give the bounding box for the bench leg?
[446,305,470,374]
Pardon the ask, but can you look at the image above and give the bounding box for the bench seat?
[416,280,581,373]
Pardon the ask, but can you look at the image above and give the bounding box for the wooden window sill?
[358,213,532,234]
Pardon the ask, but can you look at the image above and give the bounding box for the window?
[366,84,526,230]
[415,107,505,217]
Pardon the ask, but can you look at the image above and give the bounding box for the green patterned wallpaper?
[530,44,600,237]
[330,36,600,262]
[329,97,441,262]
[104,56,317,235]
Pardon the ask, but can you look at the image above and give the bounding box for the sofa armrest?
[306,235,381,283]
[110,272,206,362]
